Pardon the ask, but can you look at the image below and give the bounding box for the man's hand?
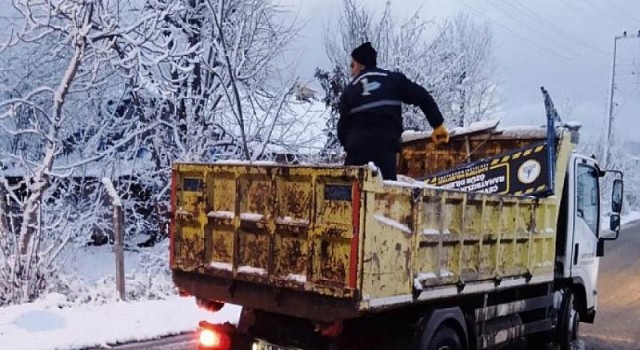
[431,124,450,145]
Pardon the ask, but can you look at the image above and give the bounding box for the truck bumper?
[173,270,360,322]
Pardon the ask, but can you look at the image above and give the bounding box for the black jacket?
[337,67,444,153]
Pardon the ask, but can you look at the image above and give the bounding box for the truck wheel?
[526,331,552,350]
[558,291,579,350]
[425,325,463,350]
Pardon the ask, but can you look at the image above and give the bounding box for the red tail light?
[198,321,232,350]
[199,328,222,348]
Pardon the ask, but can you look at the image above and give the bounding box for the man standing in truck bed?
[338,42,449,180]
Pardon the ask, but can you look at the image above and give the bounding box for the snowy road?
[87,334,197,350]
[580,219,640,350]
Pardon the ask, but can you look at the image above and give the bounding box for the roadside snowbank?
[0,294,241,350]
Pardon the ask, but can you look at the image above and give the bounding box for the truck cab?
[554,153,624,329]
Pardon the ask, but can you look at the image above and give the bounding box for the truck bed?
[170,128,575,322]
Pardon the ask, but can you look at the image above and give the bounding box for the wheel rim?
[437,347,451,350]
[567,300,580,348]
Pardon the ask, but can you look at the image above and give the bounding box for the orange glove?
[431,124,450,145]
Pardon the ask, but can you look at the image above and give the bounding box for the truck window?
[576,164,599,235]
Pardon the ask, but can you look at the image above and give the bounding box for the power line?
[555,0,616,27]
[456,0,577,63]
[497,0,610,57]
[608,1,640,24]
[483,0,592,58]
[487,0,608,63]
[582,0,639,27]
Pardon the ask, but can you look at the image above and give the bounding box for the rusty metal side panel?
[272,173,313,286]
[358,175,559,310]
[172,163,365,299]
[360,185,416,303]
[173,167,209,272]
[412,190,558,292]
[551,132,574,209]
[309,172,361,295]
[234,169,273,284]
[531,199,558,275]
[205,171,236,269]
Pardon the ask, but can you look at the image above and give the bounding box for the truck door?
[569,156,601,310]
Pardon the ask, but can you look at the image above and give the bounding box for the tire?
[425,325,464,350]
[526,331,552,350]
[557,291,580,350]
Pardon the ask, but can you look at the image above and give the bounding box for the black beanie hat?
[351,42,377,68]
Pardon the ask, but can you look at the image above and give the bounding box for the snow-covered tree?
[436,14,498,127]
[554,97,637,214]
[0,0,320,305]
[578,130,639,216]
[315,66,348,160]
[135,0,302,164]
[0,0,173,305]
[110,0,311,245]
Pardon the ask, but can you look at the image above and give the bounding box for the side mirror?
[610,214,621,233]
[612,179,623,214]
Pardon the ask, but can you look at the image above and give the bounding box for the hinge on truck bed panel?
[227,280,236,297]
[273,287,283,307]
[457,279,466,292]
[524,270,533,282]
[411,188,422,203]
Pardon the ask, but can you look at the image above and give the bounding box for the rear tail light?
[199,328,222,348]
[198,321,233,350]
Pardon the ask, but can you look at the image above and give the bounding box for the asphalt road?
[95,221,640,350]
[580,220,640,350]
[87,333,197,350]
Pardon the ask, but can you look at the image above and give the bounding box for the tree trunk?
[19,30,87,255]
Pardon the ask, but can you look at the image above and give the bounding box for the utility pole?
[605,30,640,167]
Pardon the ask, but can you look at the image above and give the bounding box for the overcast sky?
[280,0,640,142]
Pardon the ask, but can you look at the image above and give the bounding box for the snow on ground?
[57,240,175,304]
[0,239,243,350]
[0,294,241,350]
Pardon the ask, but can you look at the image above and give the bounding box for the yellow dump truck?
[170,95,624,350]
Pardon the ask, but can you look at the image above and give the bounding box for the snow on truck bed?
[401,119,500,142]
[401,119,582,143]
